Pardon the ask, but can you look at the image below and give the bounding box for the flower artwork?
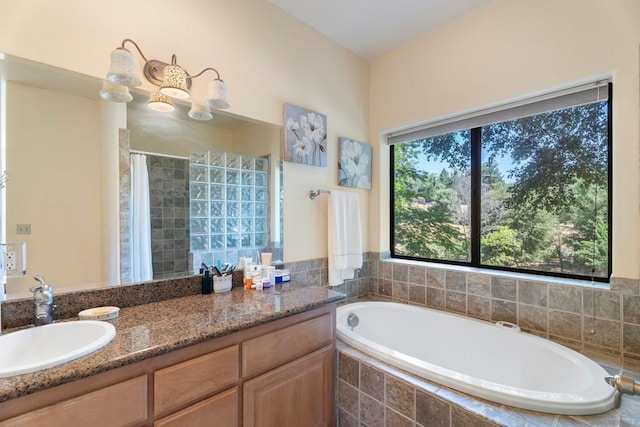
[338,137,372,189]
[284,103,327,167]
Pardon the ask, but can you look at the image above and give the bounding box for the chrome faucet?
[30,276,55,326]
[606,374,640,396]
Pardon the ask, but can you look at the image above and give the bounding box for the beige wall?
[7,82,104,294]
[369,0,640,280]
[0,0,370,263]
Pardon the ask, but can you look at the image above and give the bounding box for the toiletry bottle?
[267,266,276,287]
[261,252,272,266]
[202,269,212,294]
[244,263,253,289]
[252,272,262,289]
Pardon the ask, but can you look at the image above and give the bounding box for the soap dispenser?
[201,263,212,294]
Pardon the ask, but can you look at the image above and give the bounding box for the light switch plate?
[16,224,31,235]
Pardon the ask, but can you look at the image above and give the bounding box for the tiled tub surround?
[285,254,374,300]
[0,281,345,402]
[336,343,640,427]
[326,253,640,425]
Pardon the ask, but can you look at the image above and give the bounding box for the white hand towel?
[328,190,363,287]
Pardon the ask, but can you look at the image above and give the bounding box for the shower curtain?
[130,153,153,282]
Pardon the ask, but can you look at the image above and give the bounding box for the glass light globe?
[148,92,175,112]
[106,48,142,87]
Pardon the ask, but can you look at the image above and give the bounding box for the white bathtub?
[336,301,616,415]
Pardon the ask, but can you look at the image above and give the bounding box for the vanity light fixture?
[148,92,175,112]
[101,38,230,120]
[160,63,190,99]
[188,103,214,121]
[99,80,133,103]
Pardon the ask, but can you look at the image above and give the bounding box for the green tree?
[481,226,522,266]
[394,100,609,277]
[409,103,608,214]
[482,102,608,212]
[393,144,467,259]
[566,181,608,275]
[506,206,558,266]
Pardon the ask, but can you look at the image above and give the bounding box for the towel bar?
[309,189,331,200]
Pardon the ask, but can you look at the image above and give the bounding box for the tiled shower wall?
[287,252,640,369]
[147,155,190,280]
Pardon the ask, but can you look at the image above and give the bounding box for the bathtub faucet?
[347,313,359,329]
[605,374,640,396]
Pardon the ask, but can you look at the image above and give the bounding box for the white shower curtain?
[130,154,153,282]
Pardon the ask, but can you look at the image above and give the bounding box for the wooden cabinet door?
[243,346,334,427]
[154,387,238,427]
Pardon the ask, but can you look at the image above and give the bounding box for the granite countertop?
[0,283,345,402]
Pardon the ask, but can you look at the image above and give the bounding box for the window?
[390,82,611,281]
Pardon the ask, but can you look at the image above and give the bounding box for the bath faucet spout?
[605,374,640,396]
[347,312,359,329]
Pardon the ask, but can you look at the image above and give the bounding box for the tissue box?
[213,275,232,293]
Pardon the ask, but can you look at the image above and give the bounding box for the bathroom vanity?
[0,285,344,426]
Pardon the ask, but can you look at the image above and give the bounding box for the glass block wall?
[189,151,270,270]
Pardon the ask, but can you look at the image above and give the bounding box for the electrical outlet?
[4,251,16,270]
[0,243,27,277]
[16,224,31,235]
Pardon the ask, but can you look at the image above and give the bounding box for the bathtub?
[336,301,616,415]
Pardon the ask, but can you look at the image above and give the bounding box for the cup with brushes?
[200,262,234,294]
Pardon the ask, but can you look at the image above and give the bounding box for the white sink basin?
[0,320,116,378]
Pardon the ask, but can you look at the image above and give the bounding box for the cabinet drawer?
[243,313,332,377]
[154,387,238,427]
[154,344,239,416]
[3,375,147,427]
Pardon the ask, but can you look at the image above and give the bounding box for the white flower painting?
[284,103,327,167]
[339,137,371,189]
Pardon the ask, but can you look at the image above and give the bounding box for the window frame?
[389,83,612,282]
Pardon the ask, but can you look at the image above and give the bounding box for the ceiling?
[269,0,490,60]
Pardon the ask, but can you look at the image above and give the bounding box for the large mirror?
[0,54,283,298]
